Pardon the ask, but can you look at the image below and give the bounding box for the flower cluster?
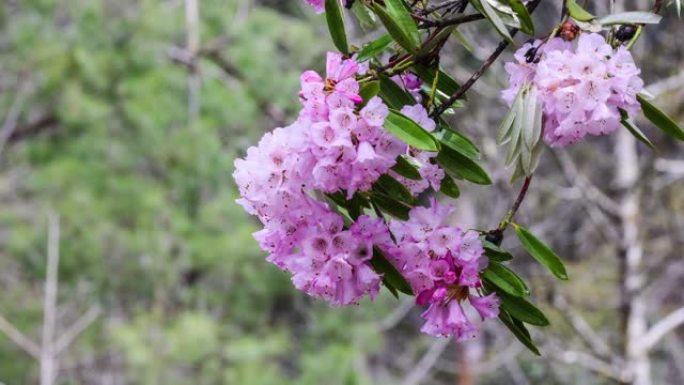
[234,52,406,306]
[299,53,406,198]
[386,200,500,339]
[502,33,644,147]
[235,52,498,338]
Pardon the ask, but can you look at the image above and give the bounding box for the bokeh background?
[0,1,682,384]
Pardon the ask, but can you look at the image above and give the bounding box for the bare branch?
[0,313,41,360]
[41,212,60,385]
[54,305,101,355]
[402,338,450,385]
[641,307,684,351]
[554,294,614,358]
[545,343,625,381]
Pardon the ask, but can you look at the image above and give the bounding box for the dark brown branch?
[7,114,59,144]
[418,13,483,29]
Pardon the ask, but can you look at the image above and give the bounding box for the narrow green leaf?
[451,28,474,53]
[370,3,417,53]
[637,94,684,141]
[440,175,461,198]
[351,0,376,28]
[505,91,524,165]
[357,34,393,62]
[437,127,481,160]
[497,103,518,145]
[436,146,492,185]
[483,261,529,297]
[522,88,540,150]
[514,224,568,280]
[497,290,550,326]
[385,109,441,151]
[599,12,662,26]
[391,155,422,180]
[482,240,514,262]
[471,0,514,44]
[566,0,595,22]
[379,75,416,109]
[506,0,534,34]
[370,247,413,295]
[370,192,411,220]
[499,311,541,355]
[374,174,415,205]
[417,25,457,57]
[384,0,420,48]
[619,108,655,150]
[325,0,349,54]
[359,80,381,104]
[413,65,462,100]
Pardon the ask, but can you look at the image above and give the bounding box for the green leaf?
[391,155,422,180]
[370,192,411,220]
[326,191,367,220]
[483,240,514,262]
[566,0,595,22]
[374,174,415,205]
[440,175,460,198]
[499,311,541,355]
[599,11,662,26]
[370,247,413,295]
[351,0,376,28]
[416,25,456,57]
[497,101,519,145]
[413,65,463,100]
[370,3,418,53]
[379,75,416,109]
[359,80,381,104]
[513,224,568,280]
[483,261,529,297]
[356,34,393,62]
[497,290,550,326]
[438,126,481,160]
[505,90,525,165]
[384,0,420,49]
[451,28,474,52]
[436,146,492,185]
[471,0,514,44]
[637,94,684,141]
[506,0,534,34]
[619,108,655,150]
[325,0,349,54]
[385,109,441,151]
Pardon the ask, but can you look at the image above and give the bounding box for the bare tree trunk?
[615,129,650,385]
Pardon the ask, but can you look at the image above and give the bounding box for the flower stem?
[498,175,533,231]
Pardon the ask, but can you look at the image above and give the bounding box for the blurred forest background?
[0,0,682,384]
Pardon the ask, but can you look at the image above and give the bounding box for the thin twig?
[641,307,684,351]
[498,175,533,231]
[418,13,484,29]
[54,305,101,355]
[0,314,41,360]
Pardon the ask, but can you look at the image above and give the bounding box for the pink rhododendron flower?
[502,33,644,147]
[386,199,500,339]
